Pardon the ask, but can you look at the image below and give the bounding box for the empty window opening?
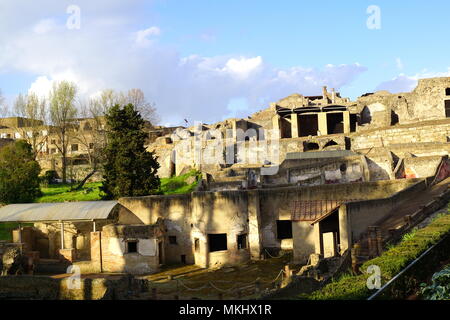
[237,234,248,250]
[194,238,200,252]
[323,140,338,148]
[340,163,347,172]
[299,114,319,137]
[169,236,177,245]
[446,100,450,118]
[361,106,372,125]
[208,234,227,252]
[280,115,292,139]
[71,144,78,152]
[391,110,399,125]
[181,254,186,264]
[127,241,138,253]
[326,113,344,134]
[89,143,94,149]
[304,142,319,151]
[277,220,292,240]
[446,88,450,96]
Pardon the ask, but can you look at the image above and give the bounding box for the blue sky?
[1,0,450,125]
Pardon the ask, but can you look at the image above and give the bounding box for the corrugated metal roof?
[0,201,118,222]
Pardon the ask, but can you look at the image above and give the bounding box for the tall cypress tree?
[101,103,160,199]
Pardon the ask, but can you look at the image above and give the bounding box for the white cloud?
[134,26,161,47]
[33,18,57,34]
[222,56,263,78]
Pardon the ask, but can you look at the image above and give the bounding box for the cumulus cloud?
[0,0,368,125]
[134,26,161,47]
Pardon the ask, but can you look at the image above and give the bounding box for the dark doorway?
[350,114,358,132]
[391,110,399,125]
[208,234,227,252]
[327,113,344,134]
[318,210,340,257]
[446,100,450,118]
[276,220,292,239]
[194,238,200,252]
[446,88,450,96]
[181,254,186,264]
[299,114,318,137]
[280,116,292,138]
[237,234,248,250]
[361,106,371,124]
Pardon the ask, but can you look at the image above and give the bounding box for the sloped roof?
[0,201,118,222]
[291,200,346,222]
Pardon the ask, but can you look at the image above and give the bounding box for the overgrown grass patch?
[36,182,103,203]
[303,211,450,300]
[160,170,201,195]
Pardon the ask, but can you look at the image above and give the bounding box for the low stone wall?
[0,274,148,300]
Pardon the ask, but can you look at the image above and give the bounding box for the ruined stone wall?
[351,119,450,150]
[93,225,162,275]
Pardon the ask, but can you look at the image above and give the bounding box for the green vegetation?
[0,140,41,204]
[421,264,450,300]
[33,170,201,203]
[303,211,450,300]
[36,182,103,203]
[160,170,201,195]
[101,103,160,199]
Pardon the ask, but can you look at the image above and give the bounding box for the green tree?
[101,104,160,199]
[0,140,41,204]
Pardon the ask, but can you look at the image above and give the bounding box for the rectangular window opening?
[127,240,138,253]
[208,233,227,252]
[169,236,177,245]
[277,220,293,240]
[237,234,248,250]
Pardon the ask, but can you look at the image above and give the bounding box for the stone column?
[343,111,351,133]
[271,115,281,139]
[290,113,299,138]
[247,190,263,260]
[338,205,351,254]
[318,113,328,136]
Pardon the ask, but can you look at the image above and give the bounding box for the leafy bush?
[421,265,450,300]
[0,140,41,204]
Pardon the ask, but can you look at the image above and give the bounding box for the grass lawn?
[160,170,201,195]
[36,182,104,203]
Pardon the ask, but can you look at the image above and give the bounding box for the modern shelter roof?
[0,201,118,223]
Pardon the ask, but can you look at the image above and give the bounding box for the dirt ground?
[137,251,298,300]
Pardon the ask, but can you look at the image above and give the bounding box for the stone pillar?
[313,223,323,255]
[90,231,103,273]
[290,113,299,138]
[343,111,351,134]
[247,191,263,260]
[271,115,281,139]
[338,205,351,254]
[318,113,328,136]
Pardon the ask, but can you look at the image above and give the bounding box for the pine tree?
[101,103,160,199]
